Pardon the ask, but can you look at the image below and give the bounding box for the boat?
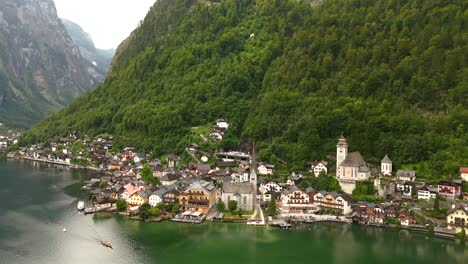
[62,228,67,232]
[100,241,112,248]
[77,201,85,210]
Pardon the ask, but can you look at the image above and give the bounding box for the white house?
[260,181,282,193]
[397,170,416,182]
[216,119,229,129]
[258,162,275,175]
[417,186,437,200]
[381,155,392,176]
[396,182,413,197]
[308,160,328,177]
[149,189,166,207]
[280,187,316,213]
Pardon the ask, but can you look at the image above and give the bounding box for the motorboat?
[62,228,67,232]
[101,241,112,248]
[77,201,85,210]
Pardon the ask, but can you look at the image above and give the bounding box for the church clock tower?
[336,134,348,178]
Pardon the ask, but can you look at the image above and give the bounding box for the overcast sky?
[54,0,156,49]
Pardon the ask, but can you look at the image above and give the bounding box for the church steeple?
[336,134,348,178]
[250,141,258,206]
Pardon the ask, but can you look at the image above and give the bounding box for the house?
[179,180,216,214]
[447,204,468,234]
[381,203,399,218]
[460,167,468,182]
[313,191,352,215]
[280,186,317,213]
[160,173,181,186]
[167,155,180,168]
[188,143,199,153]
[396,182,413,197]
[257,162,275,175]
[354,203,385,224]
[216,119,229,129]
[308,160,328,177]
[133,153,146,164]
[438,178,462,199]
[398,209,416,226]
[209,131,223,141]
[128,190,152,206]
[222,182,255,211]
[163,189,179,204]
[417,186,437,200]
[121,185,145,201]
[260,180,282,193]
[190,163,211,176]
[149,189,166,207]
[397,170,416,182]
[381,155,392,176]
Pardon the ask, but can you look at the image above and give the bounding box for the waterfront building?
[280,186,317,213]
[149,189,166,207]
[128,190,152,206]
[313,191,352,215]
[179,180,216,214]
[222,182,254,211]
[447,204,468,234]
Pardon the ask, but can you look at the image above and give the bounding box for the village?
[6,119,468,239]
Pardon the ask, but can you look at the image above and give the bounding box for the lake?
[0,160,466,264]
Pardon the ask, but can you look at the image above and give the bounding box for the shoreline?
[7,158,464,241]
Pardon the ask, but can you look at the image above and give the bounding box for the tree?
[228,200,238,213]
[99,181,106,189]
[172,203,180,214]
[267,196,277,216]
[141,163,157,186]
[147,208,161,217]
[217,201,226,212]
[156,202,165,211]
[433,195,440,211]
[139,202,152,219]
[236,208,243,217]
[116,199,127,212]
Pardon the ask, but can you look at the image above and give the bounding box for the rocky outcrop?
[0,0,99,128]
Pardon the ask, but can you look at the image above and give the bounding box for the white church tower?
[250,142,258,206]
[381,154,392,176]
[336,134,348,178]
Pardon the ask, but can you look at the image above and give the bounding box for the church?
[336,135,371,194]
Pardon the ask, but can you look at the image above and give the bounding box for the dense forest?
[22,0,467,179]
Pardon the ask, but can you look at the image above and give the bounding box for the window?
[244,196,247,204]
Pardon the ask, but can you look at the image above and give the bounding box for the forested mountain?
[61,19,115,82]
[0,0,99,129]
[23,0,467,178]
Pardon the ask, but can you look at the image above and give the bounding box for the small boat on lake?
[101,241,112,248]
[77,201,85,210]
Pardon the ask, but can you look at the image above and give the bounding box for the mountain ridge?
[22,0,468,177]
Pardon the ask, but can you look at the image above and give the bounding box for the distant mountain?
[23,0,467,177]
[61,18,114,82]
[0,0,99,128]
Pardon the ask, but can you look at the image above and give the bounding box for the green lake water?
[0,160,466,264]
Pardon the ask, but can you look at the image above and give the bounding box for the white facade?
[381,155,392,176]
[149,194,163,207]
[336,136,348,178]
[260,182,282,193]
[310,162,328,177]
[417,189,436,200]
[216,120,229,129]
[258,163,274,175]
[396,183,413,196]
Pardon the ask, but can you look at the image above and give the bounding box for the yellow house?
[128,190,152,206]
[447,205,468,234]
[179,180,216,214]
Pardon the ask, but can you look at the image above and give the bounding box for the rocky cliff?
[61,18,114,82]
[0,0,98,128]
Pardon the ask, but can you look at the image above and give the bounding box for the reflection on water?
[0,160,467,264]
